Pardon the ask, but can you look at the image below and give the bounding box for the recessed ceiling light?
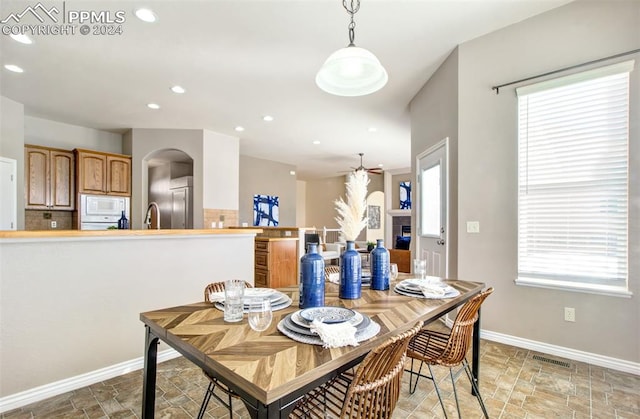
[171,85,185,94]
[312,140,321,145]
[147,103,160,110]
[9,34,33,44]
[4,64,24,73]
[263,115,274,122]
[289,170,296,176]
[135,8,157,22]
[368,127,377,132]
[378,163,384,167]
[235,126,245,132]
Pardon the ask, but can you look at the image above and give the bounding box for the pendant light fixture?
[316,0,388,97]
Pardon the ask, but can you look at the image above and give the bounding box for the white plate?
[244,288,276,298]
[394,285,460,300]
[243,291,286,306]
[402,277,446,288]
[277,318,380,346]
[214,294,292,313]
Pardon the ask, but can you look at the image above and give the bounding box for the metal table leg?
[142,326,159,419]
[471,307,481,396]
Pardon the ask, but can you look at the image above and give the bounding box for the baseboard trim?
[442,316,638,375]
[0,348,182,414]
[481,330,640,376]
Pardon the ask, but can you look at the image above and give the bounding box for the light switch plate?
[51,221,57,228]
[466,221,480,233]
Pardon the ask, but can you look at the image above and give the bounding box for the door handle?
[436,239,445,245]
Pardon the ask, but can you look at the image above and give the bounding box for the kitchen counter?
[0,228,262,241]
[0,227,260,404]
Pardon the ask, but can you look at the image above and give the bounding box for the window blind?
[516,61,632,288]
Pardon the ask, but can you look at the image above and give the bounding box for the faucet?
[144,202,160,229]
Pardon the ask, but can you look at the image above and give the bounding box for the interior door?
[0,157,17,230]
[417,140,448,277]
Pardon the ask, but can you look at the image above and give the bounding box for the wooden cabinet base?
[389,249,411,273]
[254,238,298,288]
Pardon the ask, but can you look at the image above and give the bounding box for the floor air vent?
[532,355,571,368]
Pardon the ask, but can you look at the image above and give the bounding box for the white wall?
[24,116,123,154]
[454,1,639,362]
[203,130,239,211]
[296,180,306,227]
[0,97,25,229]
[410,49,459,278]
[0,232,256,399]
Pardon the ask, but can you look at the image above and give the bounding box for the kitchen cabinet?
[75,149,131,196]
[24,145,75,210]
[254,237,298,288]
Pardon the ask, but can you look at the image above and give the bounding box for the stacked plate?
[394,278,460,299]
[361,269,371,287]
[277,306,380,345]
[212,288,292,313]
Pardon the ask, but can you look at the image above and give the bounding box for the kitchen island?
[0,228,260,412]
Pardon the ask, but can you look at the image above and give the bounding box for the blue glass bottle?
[117,211,129,230]
[299,243,325,308]
[371,239,390,290]
[340,241,362,299]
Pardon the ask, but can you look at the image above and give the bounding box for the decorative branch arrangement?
[335,169,369,242]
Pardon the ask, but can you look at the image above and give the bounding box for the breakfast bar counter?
[0,228,262,240]
[0,228,260,407]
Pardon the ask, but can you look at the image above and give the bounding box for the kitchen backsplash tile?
[25,210,74,231]
[204,208,238,228]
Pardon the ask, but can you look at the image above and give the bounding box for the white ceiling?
[0,0,572,179]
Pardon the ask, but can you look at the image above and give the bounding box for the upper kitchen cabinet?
[75,149,131,196]
[25,145,75,210]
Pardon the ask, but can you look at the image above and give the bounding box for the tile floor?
[2,332,639,418]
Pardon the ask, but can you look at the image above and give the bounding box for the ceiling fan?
[346,153,383,175]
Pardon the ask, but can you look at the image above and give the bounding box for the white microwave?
[80,194,130,224]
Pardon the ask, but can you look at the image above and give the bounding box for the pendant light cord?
[343,0,360,46]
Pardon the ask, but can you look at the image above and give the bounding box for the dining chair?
[405,287,494,419]
[289,321,423,419]
[198,280,254,419]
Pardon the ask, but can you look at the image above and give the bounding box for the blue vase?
[371,239,390,290]
[118,211,129,230]
[299,243,325,308]
[340,241,362,299]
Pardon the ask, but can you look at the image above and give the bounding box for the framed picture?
[368,205,381,229]
[400,181,411,209]
[253,194,279,226]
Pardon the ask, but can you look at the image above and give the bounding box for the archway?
[144,149,194,229]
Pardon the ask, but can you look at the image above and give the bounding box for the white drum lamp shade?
[316,45,388,96]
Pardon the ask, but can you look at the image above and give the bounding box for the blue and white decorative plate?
[291,310,363,329]
[299,306,356,324]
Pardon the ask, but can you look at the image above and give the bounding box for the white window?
[515,61,634,296]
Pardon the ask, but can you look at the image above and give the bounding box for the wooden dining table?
[139,278,486,419]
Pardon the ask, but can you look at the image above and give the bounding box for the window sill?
[515,277,633,298]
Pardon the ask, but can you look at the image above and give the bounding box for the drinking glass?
[224,279,245,322]
[248,297,273,332]
[413,259,427,280]
[389,263,399,282]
